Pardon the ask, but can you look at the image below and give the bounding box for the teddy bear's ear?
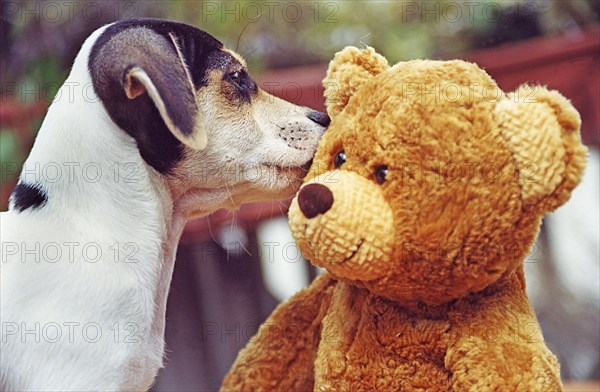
[323,46,389,117]
[495,85,587,213]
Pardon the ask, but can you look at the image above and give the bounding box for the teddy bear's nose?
[297,183,334,219]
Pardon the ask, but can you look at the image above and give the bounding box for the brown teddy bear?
[221,47,587,391]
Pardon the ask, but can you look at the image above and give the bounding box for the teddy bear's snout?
[289,171,396,281]
[297,183,334,218]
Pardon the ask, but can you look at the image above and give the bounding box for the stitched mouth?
[338,239,364,265]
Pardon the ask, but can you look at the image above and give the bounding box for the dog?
[0,18,328,391]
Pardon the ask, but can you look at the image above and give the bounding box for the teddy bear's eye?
[334,150,346,169]
[375,165,388,184]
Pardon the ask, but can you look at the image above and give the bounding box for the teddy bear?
[221,46,587,391]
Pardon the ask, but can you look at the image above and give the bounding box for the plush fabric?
[221,46,588,392]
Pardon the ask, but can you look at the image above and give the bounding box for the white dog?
[0,18,328,391]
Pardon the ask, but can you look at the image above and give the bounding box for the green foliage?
[152,0,558,68]
[21,55,66,103]
[1,0,598,177]
[0,130,22,183]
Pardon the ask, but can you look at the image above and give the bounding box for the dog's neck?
[15,56,205,378]
[17,30,197,353]
[20,26,190,255]
[23,83,183,262]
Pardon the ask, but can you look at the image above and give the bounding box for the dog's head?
[89,19,328,215]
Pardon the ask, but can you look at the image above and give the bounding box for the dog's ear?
[120,32,206,150]
[90,23,221,152]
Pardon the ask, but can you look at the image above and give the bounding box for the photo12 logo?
[200,1,339,24]
[1,241,140,264]
[1,321,142,344]
[1,1,139,24]
[1,161,142,184]
[400,1,547,24]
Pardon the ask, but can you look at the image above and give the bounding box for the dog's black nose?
[307,111,331,127]
[297,183,334,219]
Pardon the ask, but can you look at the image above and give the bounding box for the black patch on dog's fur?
[88,19,226,174]
[11,183,48,212]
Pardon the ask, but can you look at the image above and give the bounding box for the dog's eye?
[228,71,243,86]
[375,165,388,184]
[334,150,346,169]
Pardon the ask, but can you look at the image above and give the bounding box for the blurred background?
[1,0,598,390]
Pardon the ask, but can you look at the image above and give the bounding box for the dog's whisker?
[276,200,286,218]
[206,215,219,246]
[237,230,252,257]
[267,119,283,128]
[226,184,238,210]
[222,169,240,210]
[235,13,262,54]
[225,211,252,257]
[243,47,259,59]
[256,203,264,223]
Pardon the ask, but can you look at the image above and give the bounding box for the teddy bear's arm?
[221,273,336,392]
[445,276,562,391]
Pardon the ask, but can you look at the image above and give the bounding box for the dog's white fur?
[1,23,325,391]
